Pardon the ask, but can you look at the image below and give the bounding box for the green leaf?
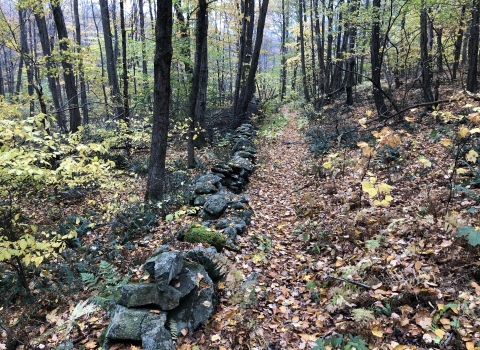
[165,214,174,221]
[457,226,480,246]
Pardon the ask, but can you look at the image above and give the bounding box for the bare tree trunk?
[325,0,334,93]
[420,2,434,102]
[280,0,287,100]
[0,52,4,96]
[187,0,208,168]
[453,5,466,81]
[467,0,480,92]
[194,14,208,149]
[346,1,357,106]
[239,0,269,114]
[18,9,34,115]
[139,0,149,103]
[146,0,173,201]
[371,0,387,116]
[309,0,317,99]
[299,0,310,102]
[120,0,130,125]
[51,1,82,132]
[99,0,123,118]
[74,0,89,124]
[91,0,109,115]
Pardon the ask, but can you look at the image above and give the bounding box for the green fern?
[168,318,178,341]
[81,260,130,308]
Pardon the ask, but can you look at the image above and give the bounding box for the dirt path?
[201,108,324,349]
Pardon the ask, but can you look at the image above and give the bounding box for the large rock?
[143,246,172,275]
[228,155,254,174]
[194,182,217,195]
[185,247,222,281]
[117,284,160,308]
[143,251,184,291]
[141,314,174,350]
[184,224,226,252]
[232,137,255,152]
[105,305,150,341]
[170,266,198,298]
[203,194,228,219]
[168,263,216,333]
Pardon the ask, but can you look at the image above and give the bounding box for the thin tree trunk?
[346,1,357,106]
[0,53,4,96]
[280,0,287,100]
[309,0,317,99]
[18,9,34,115]
[146,0,173,201]
[120,0,130,125]
[74,0,89,124]
[420,2,434,102]
[50,1,82,132]
[91,0,109,115]
[139,0,149,105]
[194,12,208,148]
[326,0,334,93]
[298,0,310,102]
[187,0,208,168]
[371,0,387,116]
[99,0,123,118]
[453,5,466,81]
[240,0,269,114]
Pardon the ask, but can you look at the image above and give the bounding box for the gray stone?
[185,247,222,281]
[194,182,217,195]
[170,266,198,299]
[215,218,231,230]
[117,284,160,308]
[230,201,246,209]
[143,251,183,291]
[234,151,256,160]
[211,163,232,176]
[169,264,216,333]
[224,226,237,240]
[194,195,208,206]
[197,173,222,185]
[203,194,227,219]
[141,314,174,350]
[105,305,150,340]
[233,209,253,225]
[228,155,254,173]
[232,138,255,152]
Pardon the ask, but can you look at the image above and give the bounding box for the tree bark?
[346,1,357,106]
[146,0,173,201]
[420,2,434,102]
[371,0,387,116]
[34,12,66,131]
[467,0,480,92]
[18,9,34,115]
[50,0,82,132]
[99,0,123,118]
[239,0,269,114]
[187,0,208,168]
[280,0,287,100]
[120,0,130,124]
[298,0,310,102]
[73,0,89,124]
[0,52,4,96]
[453,5,466,81]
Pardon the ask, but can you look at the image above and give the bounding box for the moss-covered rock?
[184,224,226,251]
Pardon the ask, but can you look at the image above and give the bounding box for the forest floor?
[2,95,480,350]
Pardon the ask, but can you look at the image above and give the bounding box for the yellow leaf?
[377,183,393,194]
[252,254,262,263]
[361,181,378,197]
[357,142,369,148]
[371,327,384,337]
[466,342,474,350]
[366,110,372,117]
[459,126,470,138]
[211,334,221,341]
[466,149,478,163]
[18,240,27,250]
[470,128,480,133]
[434,328,445,338]
[441,139,452,147]
[404,116,415,122]
[419,157,432,168]
[358,118,367,128]
[323,161,332,170]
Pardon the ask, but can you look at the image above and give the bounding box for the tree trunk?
[73,0,89,124]
[239,0,269,114]
[34,12,66,131]
[146,0,173,202]
[346,1,357,106]
[99,0,123,119]
[194,12,208,149]
[91,0,109,115]
[453,5,466,81]
[187,0,208,168]
[420,3,434,102]
[0,53,4,96]
[298,0,310,102]
[280,0,287,100]
[309,0,317,99]
[139,0,149,101]
[467,0,480,92]
[371,0,387,116]
[18,9,34,115]
[325,0,334,93]
[120,0,130,124]
[50,0,82,132]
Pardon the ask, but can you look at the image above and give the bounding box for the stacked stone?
[104,246,220,349]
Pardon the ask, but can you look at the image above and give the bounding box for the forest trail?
[202,107,324,349]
